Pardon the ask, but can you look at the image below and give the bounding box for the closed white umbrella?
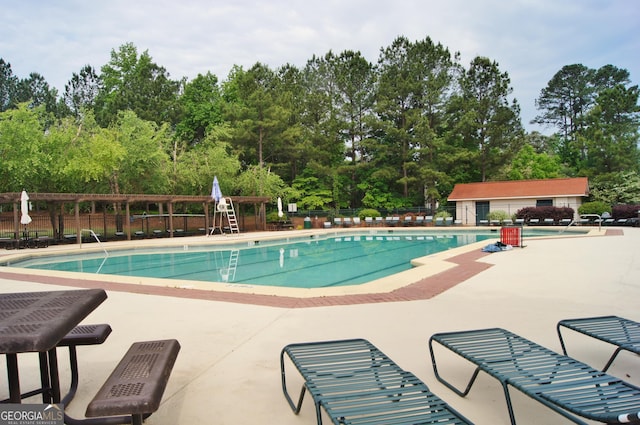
[20,190,32,225]
[211,176,223,203]
[277,197,283,218]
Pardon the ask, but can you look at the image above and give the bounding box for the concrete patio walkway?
[1,227,638,424]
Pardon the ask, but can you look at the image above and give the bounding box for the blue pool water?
[3,230,570,288]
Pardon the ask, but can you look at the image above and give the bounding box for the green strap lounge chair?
[281,338,473,425]
[429,328,640,425]
[557,315,640,372]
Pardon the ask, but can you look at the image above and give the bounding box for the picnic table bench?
[64,338,180,425]
[58,324,113,405]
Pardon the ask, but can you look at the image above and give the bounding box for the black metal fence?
[0,213,211,243]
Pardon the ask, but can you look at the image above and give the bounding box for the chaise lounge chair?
[429,327,640,425]
[281,338,473,425]
[557,315,640,372]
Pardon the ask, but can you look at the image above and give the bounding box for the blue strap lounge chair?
[557,315,640,372]
[281,338,473,425]
[429,328,640,425]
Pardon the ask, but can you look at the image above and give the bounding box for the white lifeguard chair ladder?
[211,197,240,234]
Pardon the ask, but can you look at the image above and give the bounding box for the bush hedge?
[515,206,574,221]
[578,201,610,216]
[612,204,640,219]
[487,210,511,222]
[358,208,381,220]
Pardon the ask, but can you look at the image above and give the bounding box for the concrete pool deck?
[0,226,638,424]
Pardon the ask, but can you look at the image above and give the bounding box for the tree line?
[1,36,639,212]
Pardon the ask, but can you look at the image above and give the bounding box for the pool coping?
[0,227,609,307]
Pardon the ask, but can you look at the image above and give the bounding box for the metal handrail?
[579,214,602,232]
[80,229,108,257]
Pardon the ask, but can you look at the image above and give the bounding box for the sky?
[1,0,638,134]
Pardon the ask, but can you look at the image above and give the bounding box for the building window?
[536,199,553,207]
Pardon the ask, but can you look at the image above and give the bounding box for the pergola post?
[203,202,209,235]
[168,202,174,237]
[125,201,131,240]
[13,202,19,238]
[74,202,81,244]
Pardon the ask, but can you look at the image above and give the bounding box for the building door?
[476,201,489,225]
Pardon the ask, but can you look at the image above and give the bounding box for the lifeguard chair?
[211,197,239,234]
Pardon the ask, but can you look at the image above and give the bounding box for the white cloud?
[1,0,638,132]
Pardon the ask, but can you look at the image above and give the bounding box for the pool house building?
[448,177,589,226]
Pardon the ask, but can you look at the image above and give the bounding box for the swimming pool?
[1,229,571,288]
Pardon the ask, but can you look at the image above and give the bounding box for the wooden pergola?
[0,192,271,242]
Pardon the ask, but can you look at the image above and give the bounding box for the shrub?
[516,206,574,221]
[435,211,451,219]
[266,211,287,222]
[358,208,381,220]
[578,201,610,216]
[487,210,510,223]
[612,204,640,219]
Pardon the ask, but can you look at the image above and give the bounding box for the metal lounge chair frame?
[281,338,473,425]
[557,315,640,372]
[429,328,640,425]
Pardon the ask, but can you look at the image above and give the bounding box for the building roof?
[448,177,589,201]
